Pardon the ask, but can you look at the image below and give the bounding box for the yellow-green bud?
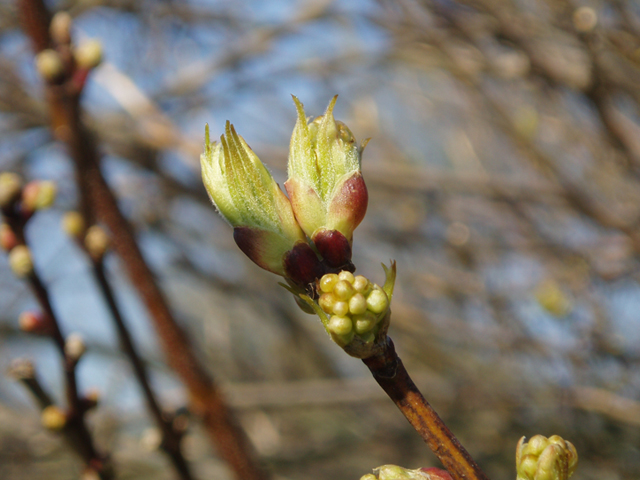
[333,280,355,300]
[338,270,355,283]
[332,300,349,317]
[0,172,22,208]
[74,39,103,70]
[349,293,367,315]
[366,288,389,314]
[64,333,86,362]
[320,273,339,293]
[35,49,65,82]
[22,180,57,211]
[328,315,352,336]
[516,435,578,480]
[319,292,336,313]
[9,245,33,277]
[353,312,376,334]
[84,225,110,260]
[50,11,72,44]
[361,475,377,480]
[41,405,67,431]
[62,211,86,238]
[353,275,370,293]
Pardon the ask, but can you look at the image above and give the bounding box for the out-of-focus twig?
[17,2,268,480]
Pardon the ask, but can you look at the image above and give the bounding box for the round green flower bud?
[62,211,86,238]
[328,315,352,336]
[334,280,355,301]
[338,271,355,284]
[0,172,23,208]
[353,312,376,334]
[366,288,389,314]
[349,293,367,315]
[319,292,336,313]
[332,301,349,317]
[74,39,103,70]
[320,273,339,293]
[353,275,370,294]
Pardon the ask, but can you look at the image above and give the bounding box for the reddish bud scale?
[0,224,18,251]
[314,229,352,269]
[328,172,368,238]
[284,241,323,286]
[420,468,454,480]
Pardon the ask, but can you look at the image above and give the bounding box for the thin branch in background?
[16,2,268,480]
[1,180,113,480]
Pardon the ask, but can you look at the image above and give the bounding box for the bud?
[62,211,86,238]
[0,172,23,208]
[50,11,72,45]
[8,245,33,277]
[22,180,57,211]
[41,405,67,431]
[74,39,103,70]
[367,464,451,480]
[573,7,597,33]
[35,49,65,82]
[0,223,18,251]
[201,121,322,285]
[7,358,35,380]
[64,333,86,362]
[516,435,578,480]
[84,225,110,260]
[286,96,368,268]
[300,262,396,357]
[19,311,49,334]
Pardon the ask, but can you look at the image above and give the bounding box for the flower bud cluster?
[318,271,389,346]
[361,465,453,480]
[516,435,578,480]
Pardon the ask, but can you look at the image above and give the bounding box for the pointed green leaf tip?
[200,121,307,277]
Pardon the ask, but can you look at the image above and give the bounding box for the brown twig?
[91,255,195,480]
[1,205,113,479]
[363,337,490,480]
[17,2,267,480]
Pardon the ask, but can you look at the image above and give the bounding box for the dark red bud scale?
[314,229,352,269]
[284,242,323,287]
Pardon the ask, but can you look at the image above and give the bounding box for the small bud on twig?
[7,358,35,380]
[41,405,67,431]
[74,39,103,70]
[62,211,86,238]
[8,245,34,277]
[50,11,73,45]
[22,180,57,212]
[35,49,65,82]
[84,225,110,260]
[0,172,23,208]
[64,333,86,363]
[0,223,18,251]
[19,311,49,334]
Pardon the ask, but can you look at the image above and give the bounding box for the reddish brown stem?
[17,3,267,480]
[363,337,489,480]
[2,209,112,479]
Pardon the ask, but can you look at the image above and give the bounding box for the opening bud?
[516,435,578,480]
[286,96,368,267]
[64,333,86,363]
